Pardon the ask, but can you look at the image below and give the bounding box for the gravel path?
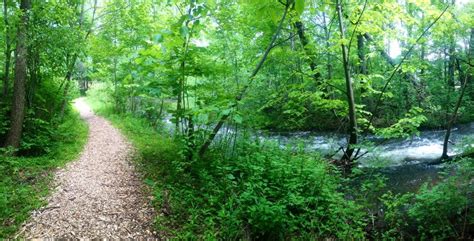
[17,98,157,239]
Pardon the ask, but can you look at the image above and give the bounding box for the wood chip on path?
[17,98,158,239]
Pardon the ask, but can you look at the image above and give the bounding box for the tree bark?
[322,12,333,80]
[442,59,468,159]
[2,0,11,99]
[27,48,39,107]
[176,4,194,135]
[447,42,455,87]
[59,67,74,117]
[4,0,31,149]
[357,34,369,97]
[337,0,357,169]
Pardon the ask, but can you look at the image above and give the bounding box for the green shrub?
[380,159,474,240]
[91,103,368,239]
[0,110,88,238]
[86,91,473,240]
[1,78,81,155]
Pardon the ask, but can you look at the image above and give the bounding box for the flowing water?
[263,122,474,192]
[263,122,474,166]
[163,116,474,193]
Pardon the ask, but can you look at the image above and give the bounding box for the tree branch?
[198,1,292,158]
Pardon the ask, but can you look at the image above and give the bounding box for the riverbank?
[85,89,474,239]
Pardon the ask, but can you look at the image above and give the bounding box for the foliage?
[380,159,474,240]
[0,111,88,238]
[87,94,367,239]
[376,107,427,139]
[84,0,474,239]
[0,0,472,239]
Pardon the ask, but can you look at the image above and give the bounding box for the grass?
[0,109,88,238]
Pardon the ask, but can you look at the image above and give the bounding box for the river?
[164,116,474,193]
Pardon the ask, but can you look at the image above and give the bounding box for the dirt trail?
[17,98,157,239]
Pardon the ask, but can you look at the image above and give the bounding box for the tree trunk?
[27,48,40,107]
[357,34,369,97]
[442,28,474,159]
[59,69,73,118]
[444,46,452,123]
[294,21,322,85]
[2,0,11,99]
[447,42,455,87]
[59,54,77,118]
[337,0,357,169]
[442,59,468,159]
[322,12,333,80]
[175,6,193,134]
[468,28,474,99]
[4,0,31,149]
[357,34,368,75]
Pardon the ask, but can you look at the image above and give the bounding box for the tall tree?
[336,0,357,168]
[4,0,31,149]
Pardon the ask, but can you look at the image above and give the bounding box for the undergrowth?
[86,86,473,240]
[86,91,368,239]
[0,110,88,238]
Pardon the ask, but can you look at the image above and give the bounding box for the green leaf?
[295,0,305,16]
[222,109,232,115]
[233,114,243,124]
[180,26,189,37]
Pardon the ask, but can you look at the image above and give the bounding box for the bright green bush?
[1,78,82,156]
[0,110,88,238]
[89,102,367,239]
[380,159,474,240]
[86,90,473,240]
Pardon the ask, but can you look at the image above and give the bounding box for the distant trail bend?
[17,98,157,239]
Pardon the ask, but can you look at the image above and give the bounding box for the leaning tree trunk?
[4,0,31,149]
[441,60,469,159]
[442,28,474,159]
[336,0,357,170]
[198,1,291,158]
